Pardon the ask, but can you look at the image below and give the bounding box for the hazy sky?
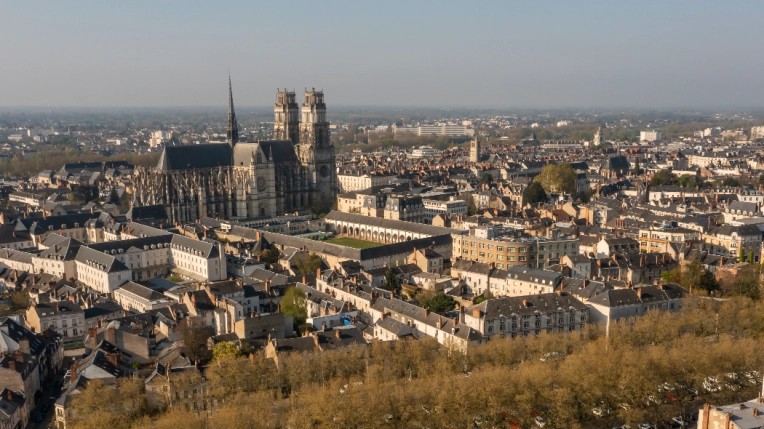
[2,1,762,108]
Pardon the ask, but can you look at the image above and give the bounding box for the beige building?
[25,301,85,339]
[452,232,579,270]
[337,172,397,193]
[464,292,589,338]
[638,225,700,253]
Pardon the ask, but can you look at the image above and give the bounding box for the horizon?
[2,1,764,109]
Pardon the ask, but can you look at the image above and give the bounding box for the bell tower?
[298,89,336,199]
[274,89,299,144]
[469,136,480,163]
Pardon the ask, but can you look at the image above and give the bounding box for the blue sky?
[2,1,762,108]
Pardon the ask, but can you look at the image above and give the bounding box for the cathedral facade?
[133,81,337,223]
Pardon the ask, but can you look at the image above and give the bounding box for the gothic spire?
[227,75,239,148]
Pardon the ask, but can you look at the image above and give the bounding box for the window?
[518,247,526,252]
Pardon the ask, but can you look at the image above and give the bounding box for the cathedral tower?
[469,136,480,163]
[298,89,336,198]
[227,76,239,147]
[274,89,299,144]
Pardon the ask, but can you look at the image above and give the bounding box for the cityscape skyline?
[3,1,764,108]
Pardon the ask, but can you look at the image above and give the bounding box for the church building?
[133,79,337,223]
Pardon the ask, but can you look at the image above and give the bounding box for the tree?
[281,287,308,327]
[524,181,547,205]
[177,317,213,364]
[633,158,641,176]
[108,187,120,204]
[723,177,740,187]
[212,341,240,361]
[677,174,696,188]
[383,268,398,292]
[260,246,281,267]
[69,184,99,205]
[421,293,457,313]
[534,164,576,194]
[649,169,678,187]
[478,173,493,186]
[295,253,323,275]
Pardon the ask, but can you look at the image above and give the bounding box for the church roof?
[231,141,298,166]
[157,144,233,170]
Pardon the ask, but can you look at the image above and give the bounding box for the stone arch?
[354,227,360,236]
[360,229,366,238]
[392,234,398,242]
[372,231,378,241]
[342,226,348,234]
[406,236,412,241]
[385,233,391,242]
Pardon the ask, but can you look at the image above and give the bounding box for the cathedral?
[133,79,337,223]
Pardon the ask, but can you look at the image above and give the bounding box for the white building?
[640,130,662,142]
[113,281,171,313]
[74,247,131,294]
[422,198,468,223]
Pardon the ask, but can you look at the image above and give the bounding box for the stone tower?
[593,126,602,146]
[227,76,239,148]
[274,89,299,144]
[298,89,337,198]
[469,136,480,163]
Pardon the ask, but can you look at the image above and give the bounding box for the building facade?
[133,84,337,223]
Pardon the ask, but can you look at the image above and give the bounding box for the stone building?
[133,82,337,223]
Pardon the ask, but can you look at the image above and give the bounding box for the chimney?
[131,324,138,335]
[106,353,118,366]
[18,338,29,354]
[7,360,15,371]
[556,289,562,296]
[637,288,643,300]
[105,326,116,344]
[5,390,11,401]
[312,332,320,348]
[302,275,307,284]
[265,279,270,294]
[88,327,97,340]
[380,312,386,321]
[335,329,341,339]
[316,267,321,279]
[321,322,327,331]
[436,316,442,329]
[70,363,77,384]
[424,308,430,316]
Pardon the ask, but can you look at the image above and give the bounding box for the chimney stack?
[335,329,341,339]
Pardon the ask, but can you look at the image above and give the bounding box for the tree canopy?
[383,268,398,292]
[534,164,576,194]
[420,293,456,313]
[523,181,547,205]
[281,287,308,327]
[649,169,678,187]
[677,174,696,188]
[295,253,323,275]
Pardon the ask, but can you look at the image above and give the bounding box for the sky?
[2,1,763,109]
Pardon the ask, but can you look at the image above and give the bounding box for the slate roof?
[232,141,298,166]
[86,235,172,254]
[587,283,687,308]
[171,234,220,258]
[126,205,168,221]
[74,246,129,273]
[116,282,165,302]
[469,293,588,321]
[325,211,463,236]
[372,297,482,341]
[157,144,233,170]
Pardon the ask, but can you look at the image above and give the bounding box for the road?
[26,372,66,429]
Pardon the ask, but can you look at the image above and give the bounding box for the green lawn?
[324,237,381,249]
